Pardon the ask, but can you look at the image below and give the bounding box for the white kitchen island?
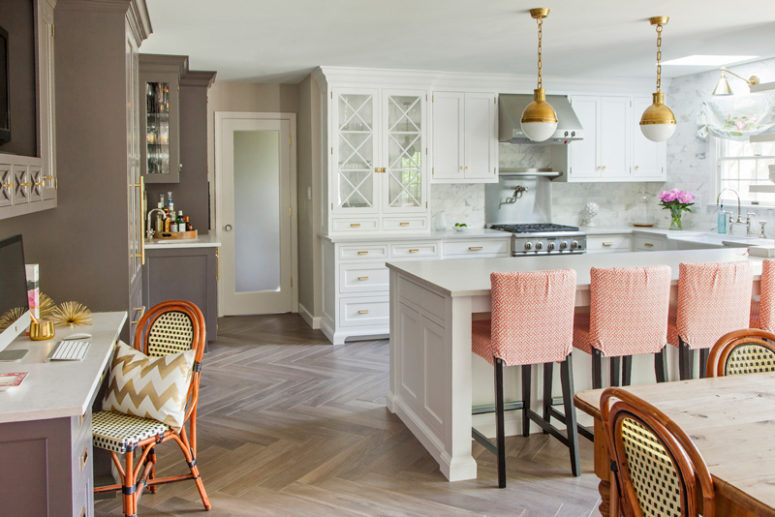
[386,248,761,481]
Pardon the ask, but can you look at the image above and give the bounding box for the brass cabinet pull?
[1,182,12,189]
[357,276,369,281]
[350,223,361,228]
[399,222,410,227]
[468,246,483,251]
[80,447,89,471]
[357,309,369,315]
[17,181,30,188]
[374,167,386,173]
[602,242,614,247]
[408,248,419,253]
[459,166,464,171]
[34,180,45,187]
[357,250,369,255]
[131,306,146,325]
[644,242,655,248]
[465,166,470,170]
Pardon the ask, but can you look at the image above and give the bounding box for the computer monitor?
[0,234,31,355]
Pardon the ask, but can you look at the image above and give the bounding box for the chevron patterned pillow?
[102,341,195,430]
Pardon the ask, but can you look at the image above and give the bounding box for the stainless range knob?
[571,240,579,250]
[547,242,556,251]
[524,242,533,251]
[559,241,568,250]
[535,242,543,251]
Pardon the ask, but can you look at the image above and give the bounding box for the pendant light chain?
[536,16,544,89]
[655,23,663,93]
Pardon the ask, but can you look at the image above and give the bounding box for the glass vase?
[669,208,683,230]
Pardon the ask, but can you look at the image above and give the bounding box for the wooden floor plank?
[95,313,600,516]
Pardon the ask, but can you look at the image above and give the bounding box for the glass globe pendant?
[521,8,558,142]
[640,16,676,142]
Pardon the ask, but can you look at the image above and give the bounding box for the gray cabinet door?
[143,247,218,342]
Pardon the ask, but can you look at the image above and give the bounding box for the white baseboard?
[298,303,321,329]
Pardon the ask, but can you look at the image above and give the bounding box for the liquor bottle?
[170,215,178,233]
[185,216,193,231]
[167,191,174,213]
[177,210,185,232]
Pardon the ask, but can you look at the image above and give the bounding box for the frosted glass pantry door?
[216,113,296,315]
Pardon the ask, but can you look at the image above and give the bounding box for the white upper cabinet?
[565,94,665,182]
[330,87,429,233]
[431,92,498,183]
[630,95,667,180]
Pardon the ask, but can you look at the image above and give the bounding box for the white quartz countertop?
[0,312,126,423]
[583,226,774,248]
[145,232,222,249]
[323,229,511,243]
[387,248,760,298]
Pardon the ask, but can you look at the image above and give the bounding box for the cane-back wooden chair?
[92,300,210,516]
[706,328,775,377]
[601,387,715,517]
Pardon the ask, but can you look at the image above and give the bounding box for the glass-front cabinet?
[139,54,184,183]
[330,88,428,233]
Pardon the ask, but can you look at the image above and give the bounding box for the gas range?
[489,223,587,256]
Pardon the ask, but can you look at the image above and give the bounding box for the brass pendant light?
[520,7,558,142]
[640,16,677,142]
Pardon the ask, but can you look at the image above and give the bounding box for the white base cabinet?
[322,235,510,345]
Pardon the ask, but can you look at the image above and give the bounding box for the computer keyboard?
[50,340,90,361]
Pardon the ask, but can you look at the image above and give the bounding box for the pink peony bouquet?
[658,189,694,230]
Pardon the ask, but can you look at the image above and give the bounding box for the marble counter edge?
[322,229,512,243]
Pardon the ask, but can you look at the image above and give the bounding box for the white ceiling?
[140,0,775,83]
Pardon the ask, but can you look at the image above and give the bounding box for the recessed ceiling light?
[661,55,758,66]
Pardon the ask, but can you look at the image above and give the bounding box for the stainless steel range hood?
[499,94,583,143]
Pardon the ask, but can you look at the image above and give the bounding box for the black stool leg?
[542,362,553,431]
[679,339,693,380]
[591,348,603,389]
[560,353,581,477]
[521,364,532,437]
[622,355,632,386]
[699,348,709,378]
[494,358,506,489]
[655,348,668,382]
[610,356,621,387]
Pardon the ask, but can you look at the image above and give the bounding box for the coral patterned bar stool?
[472,269,580,489]
[750,259,775,331]
[668,261,752,380]
[573,265,672,392]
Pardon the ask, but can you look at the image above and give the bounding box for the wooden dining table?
[574,372,775,517]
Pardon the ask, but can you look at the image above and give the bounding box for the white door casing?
[215,112,298,316]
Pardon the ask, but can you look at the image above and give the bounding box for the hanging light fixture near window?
[640,16,677,142]
[520,7,558,142]
[712,68,760,96]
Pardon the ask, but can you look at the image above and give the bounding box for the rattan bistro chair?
[601,388,715,517]
[706,328,775,377]
[93,300,210,516]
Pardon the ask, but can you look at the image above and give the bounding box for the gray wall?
[146,75,212,232]
[0,1,131,313]
[0,0,37,156]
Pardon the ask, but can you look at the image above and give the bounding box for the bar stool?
[667,261,752,380]
[471,269,580,489]
[573,265,672,389]
[750,259,775,331]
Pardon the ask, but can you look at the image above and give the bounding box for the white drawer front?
[340,264,389,294]
[391,242,439,259]
[332,217,380,233]
[633,236,667,251]
[339,244,388,261]
[587,234,631,252]
[382,216,429,232]
[339,297,389,328]
[442,239,510,257]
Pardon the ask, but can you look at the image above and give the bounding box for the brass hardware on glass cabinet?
[408,248,419,253]
[350,223,361,228]
[374,167,386,173]
[468,246,483,251]
[357,309,369,315]
[399,222,409,227]
[357,250,368,255]
[131,306,146,325]
[357,276,369,281]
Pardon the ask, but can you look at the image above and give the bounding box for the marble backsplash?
[432,58,775,233]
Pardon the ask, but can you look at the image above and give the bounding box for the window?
[717,138,775,205]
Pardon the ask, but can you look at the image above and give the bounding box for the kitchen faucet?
[716,189,743,224]
[146,208,166,240]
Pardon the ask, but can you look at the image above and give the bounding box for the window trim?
[713,136,775,208]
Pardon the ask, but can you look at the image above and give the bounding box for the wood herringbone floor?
[95,314,600,517]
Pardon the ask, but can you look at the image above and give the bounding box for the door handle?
[224,224,233,232]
